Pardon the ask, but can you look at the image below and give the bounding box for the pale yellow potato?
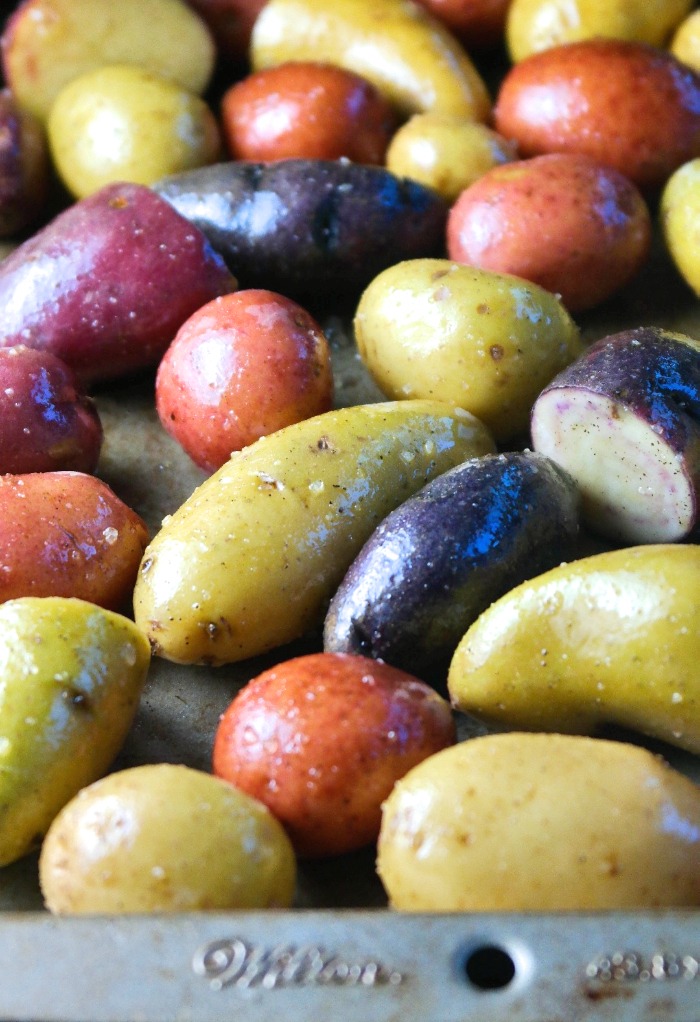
[386,115,517,203]
[133,400,495,665]
[0,597,150,866]
[3,0,215,122]
[251,0,492,121]
[661,158,700,295]
[377,732,700,911]
[39,763,297,913]
[671,10,700,72]
[506,0,693,62]
[448,544,700,753]
[48,65,221,199]
[353,259,582,443]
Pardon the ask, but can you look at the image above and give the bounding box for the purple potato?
[323,451,580,682]
[0,88,49,238]
[0,181,236,384]
[153,159,448,303]
[530,326,700,543]
[0,345,102,473]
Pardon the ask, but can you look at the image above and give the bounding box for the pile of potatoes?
[0,0,698,916]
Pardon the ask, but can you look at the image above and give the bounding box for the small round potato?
[661,157,700,294]
[377,732,700,910]
[671,9,700,72]
[39,763,297,913]
[354,258,582,442]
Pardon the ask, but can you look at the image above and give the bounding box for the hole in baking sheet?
[463,943,517,990]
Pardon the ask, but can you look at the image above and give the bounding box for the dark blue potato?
[153,159,448,304]
[323,451,580,683]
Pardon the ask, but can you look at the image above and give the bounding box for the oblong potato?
[251,0,491,121]
[133,400,495,664]
[448,544,700,753]
[377,731,700,910]
[0,596,150,866]
[354,258,582,442]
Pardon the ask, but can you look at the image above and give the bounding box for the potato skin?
[661,157,700,294]
[446,153,651,312]
[133,400,495,665]
[494,39,700,191]
[0,472,149,611]
[354,258,583,443]
[39,763,296,913]
[324,452,579,680]
[0,88,49,238]
[448,544,700,753]
[0,596,150,866]
[0,346,102,474]
[0,182,235,383]
[213,652,456,858]
[154,160,448,304]
[377,732,700,910]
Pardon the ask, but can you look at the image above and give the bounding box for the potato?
[530,326,700,542]
[385,114,517,203]
[413,0,511,50]
[156,290,334,472]
[188,0,268,63]
[133,400,495,665]
[0,88,49,238]
[506,0,694,63]
[446,153,652,312]
[377,732,700,910]
[353,258,582,443]
[324,451,580,680]
[250,0,492,121]
[661,158,700,295]
[39,763,296,912]
[48,65,221,199]
[2,0,215,122]
[213,652,456,858]
[671,9,700,73]
[154,159,448,304]
[0,472,149,611]
[0,346,102,474]
[0,596,150,866]
[448,544,700,754]
[494,39,700,191]
[0,181,235,384]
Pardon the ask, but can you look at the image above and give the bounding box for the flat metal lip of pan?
[0,908,699,1022]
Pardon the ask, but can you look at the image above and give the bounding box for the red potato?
[156,289,334,471]
[221,62,398,164]
[414,0,511,48]
[446,153,652,312]
[0,182,236,384]
[0,346,102,474]
[0,88,49,238]
[0,472,149,610]
[213,652,456,858]
[494,39,700,191]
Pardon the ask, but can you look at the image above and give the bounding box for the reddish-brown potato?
[156,289,334,472]
[414,0,511,48]
[213,652,456,857]
[220,62,397,163]
[494,39,700,191]
[0,472,149,610]
[447,153,652,311]
[0,346,103,474]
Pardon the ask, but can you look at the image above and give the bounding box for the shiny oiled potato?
[448,545,700,753]
[354,259,582,442]
[39,763,296,913]
[377,732,700,910]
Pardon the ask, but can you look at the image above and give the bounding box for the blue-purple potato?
[0,88,49,238]
[0,346,102,474]
[0,181,235,384]
[153,159,449,303]
[530,326,700,543]
[323,451,580,680]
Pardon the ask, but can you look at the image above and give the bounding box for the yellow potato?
[448,544,700,753]
[671,9,700,72]
[506,0,693,62]
[0,597,150,866]
[133,400,495,665]
[354,259,582,443]
[39,763,296,913]
[377,732,700,910]
[661,158,700,295]
[251,0,491,121]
